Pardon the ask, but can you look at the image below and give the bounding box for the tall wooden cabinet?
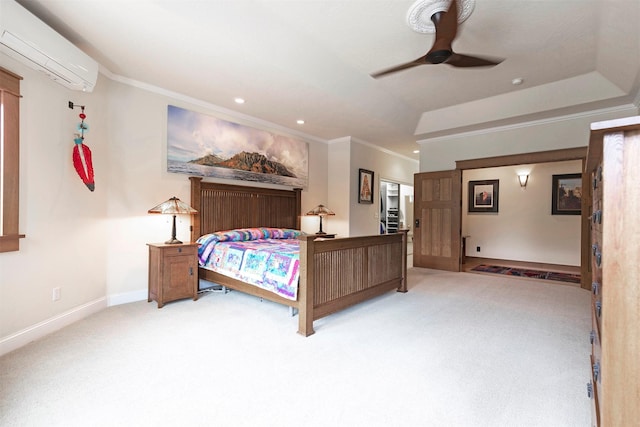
[585,116,640,426]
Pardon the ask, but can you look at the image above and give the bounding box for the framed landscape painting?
[552,173,582,215]
[166,105,309,188]
[468,179,499,213]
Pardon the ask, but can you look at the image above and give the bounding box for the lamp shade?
[148,196,197,244]
[518,174,529,188]
[305,204,335,235]
[305,204,335,217]
[148,196,198,215]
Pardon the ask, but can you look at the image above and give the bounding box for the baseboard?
[107,289,147,306]
[107,285,214,306]
[0,297,107,357]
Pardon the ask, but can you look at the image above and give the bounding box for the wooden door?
[413,170,462,271]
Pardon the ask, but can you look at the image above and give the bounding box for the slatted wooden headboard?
[189,177,302,242]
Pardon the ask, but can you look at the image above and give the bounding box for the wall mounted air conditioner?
[0,0,98,92]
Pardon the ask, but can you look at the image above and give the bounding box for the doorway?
[413,147,590,290]
[380,179,414,257]
[380,181,414,231]
[380,180,399,234]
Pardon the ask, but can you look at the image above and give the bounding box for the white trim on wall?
[350,137,419,164]
[417,104,637,145]
[107,290,148,307]
[0,298,107,357]
[100,68,328,146]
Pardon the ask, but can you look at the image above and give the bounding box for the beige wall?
[349,140,417,237]
[0,52,417,355]
[324,138,419,238]
[418,105,638,268]
[326,137,351,237]
[463,161,582,266]
[324,139,418,238]
[0,55,331,353]
[418,107,638,172]
[2,48,635,354]
[1,56,109,352]
[103,80,331,302]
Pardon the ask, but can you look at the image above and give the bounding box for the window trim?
[0,66,25,253]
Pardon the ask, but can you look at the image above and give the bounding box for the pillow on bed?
[196,227,304,263]
[198,227,303,244]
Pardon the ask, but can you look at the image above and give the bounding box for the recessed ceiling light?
[296,119,305,125]
[511,78,524,86]
[234,97,245,104]
[413,150,420,154]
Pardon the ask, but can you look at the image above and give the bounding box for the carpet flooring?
[471,264,581,284]
[0,268,591,426]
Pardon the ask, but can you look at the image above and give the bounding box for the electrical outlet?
[52,287,61,301]
[476,246,481,252]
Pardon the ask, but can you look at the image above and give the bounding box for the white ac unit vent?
[0,0,98,92]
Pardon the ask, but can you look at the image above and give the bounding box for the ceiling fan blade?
[370,55,427,78]
[446,53,504,67]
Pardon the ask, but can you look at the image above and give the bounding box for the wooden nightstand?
[147,242,199,308]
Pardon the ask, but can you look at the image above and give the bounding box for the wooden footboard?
[190,177,408,336]
[297,230,408,336]
[197,231,408,336]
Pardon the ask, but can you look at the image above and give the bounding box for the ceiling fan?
[371,0,504,78]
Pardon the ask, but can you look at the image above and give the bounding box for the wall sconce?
[518,174,529,188]
[305,204,335,235]
[148,196,198,244]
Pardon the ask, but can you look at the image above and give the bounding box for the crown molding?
[331,136,419,164]
[98,67,328,145]
[417,103,638,145]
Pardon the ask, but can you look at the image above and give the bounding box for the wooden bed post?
[189,177,203,243]
[293,188,302,230]
[297,235,315,336]
[398,229,409,293]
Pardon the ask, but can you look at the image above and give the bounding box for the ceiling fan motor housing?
[426,49,453,64]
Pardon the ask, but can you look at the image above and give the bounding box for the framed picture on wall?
[358,169,374,204]
[166,105,309,189]
[552,173,582,215]
[468,179,499,213]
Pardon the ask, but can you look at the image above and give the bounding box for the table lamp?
[148,196,198,244]
[305,204,335,235]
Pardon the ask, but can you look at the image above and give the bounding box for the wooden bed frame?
[189,177,408,336]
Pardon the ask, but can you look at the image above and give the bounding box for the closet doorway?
[380,180,399,234]
[380,179,414,251]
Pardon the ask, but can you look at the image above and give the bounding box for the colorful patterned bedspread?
[196,228,303,300]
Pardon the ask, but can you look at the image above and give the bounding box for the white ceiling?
[16,0,640,159]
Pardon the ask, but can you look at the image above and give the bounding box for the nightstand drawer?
[159,245,198,257]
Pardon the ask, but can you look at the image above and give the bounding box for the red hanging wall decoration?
[69,101,95,191]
